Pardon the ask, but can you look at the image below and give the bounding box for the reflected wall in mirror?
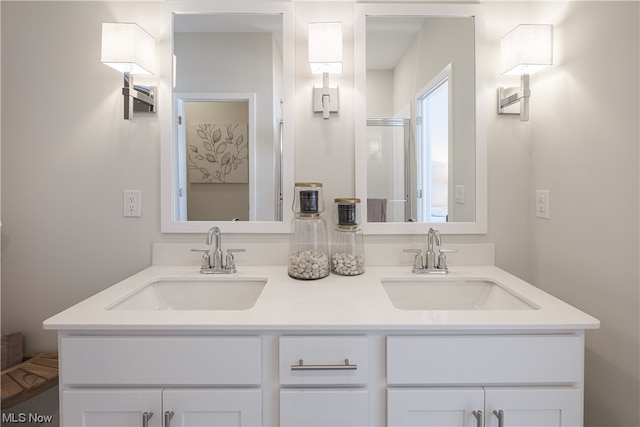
[355,4,487,234]
[161,3,294,233]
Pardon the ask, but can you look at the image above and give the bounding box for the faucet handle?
[403,249,424,273]
[191,249,211,271]
[439,248,458,254]
[225,249,246,273]
[437,248,458,270]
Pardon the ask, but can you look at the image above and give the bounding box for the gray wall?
[529,2,639,425]
[1,1,638,425]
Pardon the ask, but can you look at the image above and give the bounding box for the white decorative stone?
[331,253,365,276]
[288,250,329,279]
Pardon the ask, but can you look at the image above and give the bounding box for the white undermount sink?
[108,277,267,311]
[381,278,539,311]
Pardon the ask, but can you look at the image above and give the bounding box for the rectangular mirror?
[160,2,294,233]
[355,4,487,234]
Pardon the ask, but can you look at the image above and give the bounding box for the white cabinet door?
[163,389,261,427]
[280,389,369,427]
[387,388,485,427]
[388,387,582,427]
[63,389,162,427]
[485,387,582,427]
[63,388,262,427]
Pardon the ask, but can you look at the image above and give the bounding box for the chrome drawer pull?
[142,412,153,427]
[291,358,357,371]
[493,410,504,427]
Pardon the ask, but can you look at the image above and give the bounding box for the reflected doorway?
[416,65,450,223]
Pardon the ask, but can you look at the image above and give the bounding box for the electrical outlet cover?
[536,190,550,219]
[123,190,142,217]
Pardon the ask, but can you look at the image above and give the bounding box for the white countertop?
[43,265,600,332]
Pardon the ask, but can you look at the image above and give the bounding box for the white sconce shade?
[101,22,156,120]
[501,24,553,76]
[308,22,343,74]
[101,23,155,75]
[498,24,553,122]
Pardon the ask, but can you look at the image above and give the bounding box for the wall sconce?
[101,23,156,120]
[497,24,553,121]
[308,22,343,119]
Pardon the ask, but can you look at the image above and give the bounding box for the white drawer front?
[279,336,369,386]
[61,336,261,386]
[387,335,583,385]
[280,389,369,426]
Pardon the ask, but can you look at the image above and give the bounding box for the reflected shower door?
[366,119,410,222]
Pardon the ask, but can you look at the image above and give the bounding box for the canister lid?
[334,198,360,204]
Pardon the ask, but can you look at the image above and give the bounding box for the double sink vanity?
[44,243,599,427]
[44,1,599,425]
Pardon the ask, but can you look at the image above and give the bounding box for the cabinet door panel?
[164,389,261,427]
[387,388,484,427]
[63,389,162,427]
[485,387,582,427]
[280,389,368,426]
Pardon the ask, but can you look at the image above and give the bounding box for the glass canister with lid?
[331,198,365,276]
[288,183,330,280]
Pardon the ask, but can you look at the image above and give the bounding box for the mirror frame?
[160,2,294,233]
[354,3,487,234]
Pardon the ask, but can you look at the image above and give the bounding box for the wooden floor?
[1,353,59,410]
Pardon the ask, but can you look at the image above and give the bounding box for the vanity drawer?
[280,389,369,426]
[387,335,583,386]
[61,336,261,386]
[279,336,369,386]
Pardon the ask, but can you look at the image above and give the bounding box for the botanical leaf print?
[212,128,222,143]
[216,141,227,154]
[187,123,249,183]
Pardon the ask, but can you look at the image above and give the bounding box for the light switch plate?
[455,185,465,204]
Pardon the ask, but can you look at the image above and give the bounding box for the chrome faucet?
[403,227,457,274]
[425,227,441,270]
[192,226,245,274]
[208,226,224,269]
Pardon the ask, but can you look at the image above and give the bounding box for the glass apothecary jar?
[288,183,329,280]
[331,198,365,276]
